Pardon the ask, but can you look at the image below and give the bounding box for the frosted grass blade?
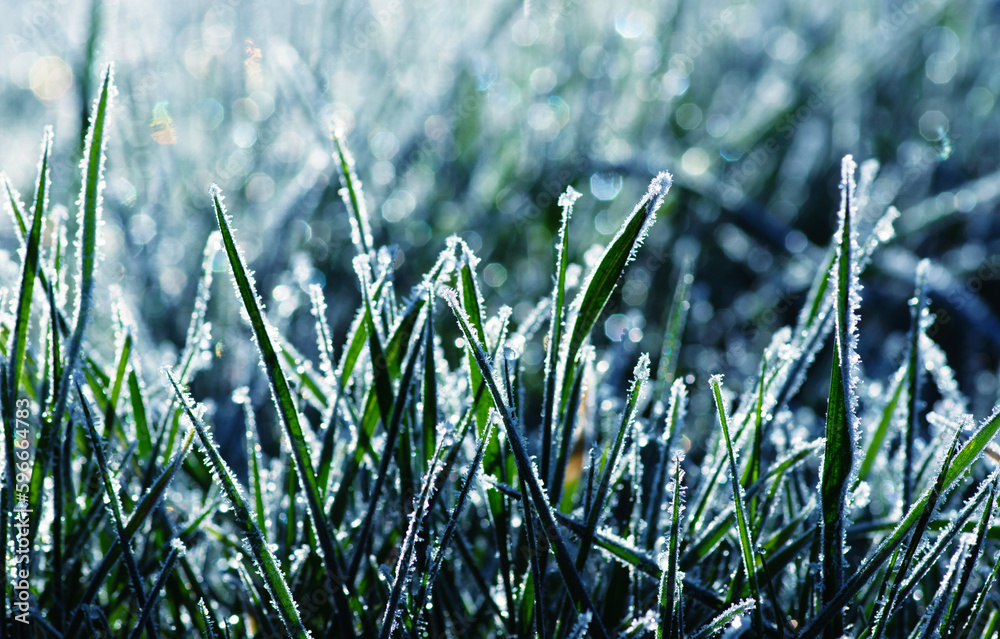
[657,455,685,639]
[210,186,351,630]
[689,599,755,639]
[820,156,861,638]
[332,124,373,256]
[711,375,764,634]
[541,186,580,489]
[165,368,311,639]
[644,379,687,550]
[575,354,649,571]
[30,64,114,550]
[558,172,671,424]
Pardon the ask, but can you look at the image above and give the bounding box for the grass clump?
[1,56,1000,639]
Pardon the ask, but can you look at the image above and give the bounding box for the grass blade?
[654,256,694,401]
[575,354,649,571]
[644,379,687,550]
[29,63,114,550]
[541,186,580,490]
[77,383,157,639]
[165,368,311,639]
[689,599,755,639]
[657,455,686,639]
[210,185,352,633]
[332,123,374,256]
[711,374,764,634]
[128,540,185,639]
[558,172,671,430]
[819,155,861,638]
[5,127,51,401]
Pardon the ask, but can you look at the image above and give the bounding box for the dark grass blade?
[902,261,930,509]
[165,368,311,639]
[942,474,998,638]
[421,288,438,465]
[210,185,352,633]
[127,540,185,639]
[76,384,157,639]
[820,155,861,638]
[443,287,610,639]
[869,426,961,639]
[711,375,764,634]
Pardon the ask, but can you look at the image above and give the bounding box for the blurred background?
[2,0,1000,453]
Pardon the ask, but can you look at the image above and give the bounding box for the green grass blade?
[857,363,905,484]
[210,185,350,624]
[443,287,610,639]
[657,455,685,639]
[575,354,649,571]
[819,155,861,638]
[332,124,374,256]
[236,388,268,537]
[165,368,311,639]
[5,127,51,400]
[29,64,114,551]
[711,375,764,634]
[558,172,671,422]
[541,186,580,490]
